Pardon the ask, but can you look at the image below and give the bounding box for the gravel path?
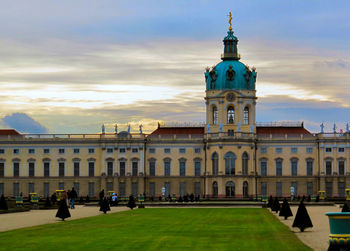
[0,205,129,232]
[273,205,340,251]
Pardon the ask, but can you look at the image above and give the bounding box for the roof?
[256,126,311,135]
[0,129,21,135]
[150,127,204,135]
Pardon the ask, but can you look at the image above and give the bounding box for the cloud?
[1,113,48,134]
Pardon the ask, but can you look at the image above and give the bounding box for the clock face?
[226,93,235,102]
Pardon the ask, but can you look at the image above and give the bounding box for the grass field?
[0,208,311,250]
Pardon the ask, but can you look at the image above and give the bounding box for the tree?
[127,195,136,210]
[0,195,8,210]
[279,198,293,220]
[99,197,111,214]
[292,200,313,232]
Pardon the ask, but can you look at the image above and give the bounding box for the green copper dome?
[205,30,257,91]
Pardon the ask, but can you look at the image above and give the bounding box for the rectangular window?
[276,160,282,176]
[261,182,267,196]
[194,161,201,176]
[58,148,65,154]
[260,160,267,176]
[28,149,35,154]
[325,161,332,175]
[291,148,298,153]
[74,162,80,177]
[28,162,35,177]
[107,161,113,176]
[306,160,313,176]
[275,148,282,154]
[149,148,155,154]
[149,161,156,176]
[291,182,297,196]
[13,183,20,197]
[0,149,5,154]
[0,183,4,197]
[164,161,171,176]
[132,161,138,176]
[325,148,332,153]
[88,182,94,197]
[13,149,19,154]
[228,130,234,136]
[326,182,333,197]
[88,162,95,177]
[13,162,20,177]
[179,148,186,154]
[164,148,171,153]
[119,182,126,196]
[260,148,267,154]
[119,148,126,153]
[107,182,113,192]
[338,182,345,197]
[74,182,80,196]
[107,148,114,153]
[44,162,50,177]
[194,148,201,154]
[28,183,34,194]
[132,148,138,153]
[307,182,313,196]
[338,160,345,175]
[149,182,155,197]
[132,182,138,197]
[276,182,282,197]
[291,160,298,176]
[88,148,95,154]
[59,162,65,177]
[43,148,50,154]
[338,148,345,153]
[179,161,186,176]
[119,161,126,176]
[44,183,50,197]
[194,182,201,196]
[306,147,313,153]
[0,162,4,177]
[164,182,170,197]
[59,182,64,190]
[179,182,186,196]
[73,148,80,154]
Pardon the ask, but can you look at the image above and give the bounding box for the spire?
[221,13,240,61]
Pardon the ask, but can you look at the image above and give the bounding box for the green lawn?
[0,208,311,251]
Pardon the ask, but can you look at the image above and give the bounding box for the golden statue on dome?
[228,12,232,31]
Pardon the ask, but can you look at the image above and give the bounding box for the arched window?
[213,106,218,125]
[212,153,218,175]
[224,152,236,175]
[244,107,249,124]
[242,152,249,175]
[212,181,218,197]
[226,181,235,197]
[227,106,234,124]
[243,181,249,197]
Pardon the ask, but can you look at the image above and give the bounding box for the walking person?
[56,190,71,221]
[70,187,78,209]
[99,189,105,205]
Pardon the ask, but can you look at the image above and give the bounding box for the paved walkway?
[0,205,129,232]
[273,205,339,251]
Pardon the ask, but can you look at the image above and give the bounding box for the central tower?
[204,25,257,135]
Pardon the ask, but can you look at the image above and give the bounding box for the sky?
[0,0,349,134]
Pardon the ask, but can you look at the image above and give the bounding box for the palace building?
[0,25,349,199]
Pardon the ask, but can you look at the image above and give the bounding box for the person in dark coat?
[51,193,57,205]
[315,195,319,202]
[99,197,111,214]
[184,194,189,202]
[0,194,8,210]
[99,189,105,204]
[272,197,280,213]
[178,196,183,203]
[279,198,293,220]
[55,191,71,221]
[307,195,311,202]
[70,187,78,209]
[190,193,194,202]
[267,195,273,209]
[127,195,136,210]
[292,200,313,232]
[86,195,90,203]
[79,196,84,204]
[45,196,52,208]
[342,202,350,212]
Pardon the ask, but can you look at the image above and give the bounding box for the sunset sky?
[0,0,349,134]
